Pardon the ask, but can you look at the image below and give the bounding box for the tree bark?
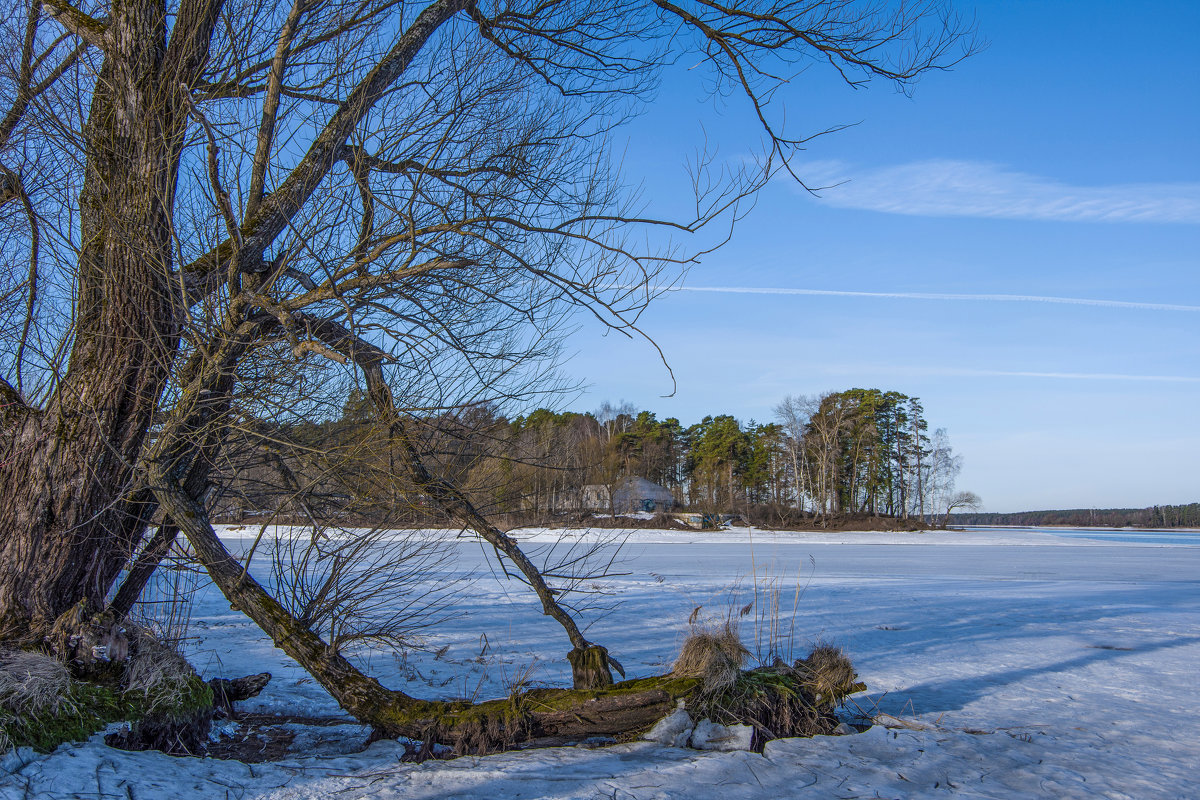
[1,2,179,633]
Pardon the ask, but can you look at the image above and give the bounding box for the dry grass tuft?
[795,644,859,702]
[0,650,72,717]
[123,627,198,713]
[672,621,750,694]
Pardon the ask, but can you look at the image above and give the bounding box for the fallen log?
[370,650,864,756]
[151,478,864,755]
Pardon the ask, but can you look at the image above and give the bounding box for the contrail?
[669,286,1200,312]
[928,369,1200,383]
[832,365,1200,383]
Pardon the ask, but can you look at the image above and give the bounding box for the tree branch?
[300,314,622,687]
[42,0,108,50]
[149,476,417,717]
[246,0,312,219]
[163,0,227,124]
[183,0,467,301]
[2,167,40,396]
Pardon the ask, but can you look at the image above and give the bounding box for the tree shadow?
[857,633,1200,718]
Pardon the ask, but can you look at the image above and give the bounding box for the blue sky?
[563,1,1200,513]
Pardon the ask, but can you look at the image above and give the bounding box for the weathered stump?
[209,672,272,717]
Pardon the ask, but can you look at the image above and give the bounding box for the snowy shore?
[3,526,1197,799]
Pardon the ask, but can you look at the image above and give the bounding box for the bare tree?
[943,490,982,522]
[774,393,817,513]
[0,0,975,743]
[923,426,960,523]
[804,391,856,519]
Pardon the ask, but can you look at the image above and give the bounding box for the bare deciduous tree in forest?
[0,0,974,745]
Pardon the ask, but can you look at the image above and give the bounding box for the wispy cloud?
[672,286,1200,313]
[798,159,1200,224]
[921,368,1200,383]
[831,365,1200,383]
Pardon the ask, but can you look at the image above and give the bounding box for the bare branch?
[299,313,621,684]
[183,0,468,298]
[2,167,41,395]
[179,84,244,292]
[246,0,313,218]
[41,0,108,50]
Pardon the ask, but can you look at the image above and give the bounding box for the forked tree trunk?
[145,333,860,752]
[0,0,221,636]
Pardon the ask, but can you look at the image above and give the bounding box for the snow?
[3,525,1198,798]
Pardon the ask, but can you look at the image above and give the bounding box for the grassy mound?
[0,634,213,754]
[673,628,865,748]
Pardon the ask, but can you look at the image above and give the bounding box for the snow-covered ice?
[3,525,1197,798]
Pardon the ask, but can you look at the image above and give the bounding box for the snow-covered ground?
[3,525,1198,799]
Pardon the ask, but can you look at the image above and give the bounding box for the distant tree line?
[211,388,974,525]
[953,504,1200,529]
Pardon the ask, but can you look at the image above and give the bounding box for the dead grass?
[122,627,198,713]
[796,644,859,704]
[671,621,750,695]
[0,650,71,717]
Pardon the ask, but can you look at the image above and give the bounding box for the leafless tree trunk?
[775,394,816,513]
[0,0,221,633]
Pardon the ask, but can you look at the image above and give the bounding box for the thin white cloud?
[798,159,1200,224]
[826,364,1200,383]
[926,368,1200,383]
[673,286,1200,313]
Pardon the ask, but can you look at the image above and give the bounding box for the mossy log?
[371,656,864,756]
[209,672,272,716]
[370,675,700,754]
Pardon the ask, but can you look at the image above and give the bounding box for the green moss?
[151,675,213,717]
[1,682,133,753]
[517,674,700,712]
[377,674,701,732]
[1,675,213,753]
[366,672,705,758]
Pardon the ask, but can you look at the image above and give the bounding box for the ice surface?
[644,701,693,747]
[2,525,1197,798]
[688,720,753,751]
